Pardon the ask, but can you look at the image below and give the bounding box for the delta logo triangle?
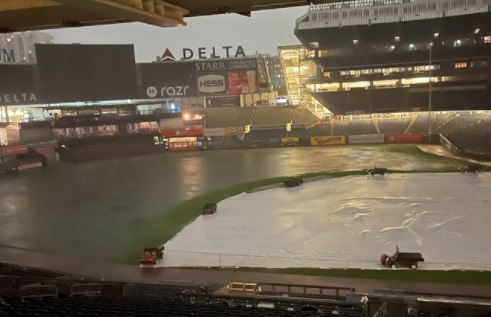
[160,48,176,61]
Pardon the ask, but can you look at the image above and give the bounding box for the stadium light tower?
[428,33,438,142]
[428,42,432,139]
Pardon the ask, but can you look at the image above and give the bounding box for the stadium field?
[128,145,490,284]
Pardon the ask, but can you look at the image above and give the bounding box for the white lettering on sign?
[181,46,246,60]
[161,86,189,97]
[198,74,225,94]
[0,93,37,104]
[0,49,15,63]
[145,86,189,98]
[195,62,226,72]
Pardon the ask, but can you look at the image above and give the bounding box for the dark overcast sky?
[47,6,307,62]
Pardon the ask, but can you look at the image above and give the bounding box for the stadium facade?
[0,32,54,64]
[294,0,491,115]
[2,40,491,167]
[265,55,288,96]
[0,43,279,163]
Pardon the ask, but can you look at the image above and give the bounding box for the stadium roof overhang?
[0,0,328,33]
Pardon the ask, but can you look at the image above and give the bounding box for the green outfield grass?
[174,266,491,286]
[124,145,491,285]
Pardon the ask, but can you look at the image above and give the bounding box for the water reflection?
[0,146,452,261]
[178,156,207,200]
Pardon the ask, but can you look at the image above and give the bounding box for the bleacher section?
[445,114,491,152]
[0,291,360,317]
[199,106,491,155]
[377,118,412,134]
[405,112,459,134]
[0,261,365,317]
[436,113,488,135]
[205,108,255,128]
[333,120,377,136]
[291,107,319,126]
[1,262,490,317]
[204,106,320,129]
[253,107,293,127]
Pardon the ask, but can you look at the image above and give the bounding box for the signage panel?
[227,71,249,95]
[161,128,204,137]
[311,136,346,146]
[0,143,28,157]
[139,62,197,99]
[158,46,246,61]
[281,137,300,146]
[194,59,257,72]
[206,95,240,108]
[36,44,138,103]
[204,128,225,137]
[0,65,39,105]
[224,127,244,136]
[198,73,226,95]
[385,133,425,144]
[0,49,15,63]
[348,134,385,144]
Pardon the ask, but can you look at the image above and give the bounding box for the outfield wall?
[244,133,426,147]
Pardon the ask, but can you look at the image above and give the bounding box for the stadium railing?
[158,250,491,271]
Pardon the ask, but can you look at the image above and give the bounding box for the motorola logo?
[146,86,158,98]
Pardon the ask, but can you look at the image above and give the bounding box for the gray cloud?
[47,6,306,62]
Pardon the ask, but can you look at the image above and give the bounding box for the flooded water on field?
[0,145,461,261]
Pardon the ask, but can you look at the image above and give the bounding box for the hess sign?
[198,74,225,94]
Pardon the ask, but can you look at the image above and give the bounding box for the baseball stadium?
[1,0,491,316]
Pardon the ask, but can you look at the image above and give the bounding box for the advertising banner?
[0,143,28,157]
[281,137,300,146]
[139,62,197,99]
[161,128,204,137]
[227,71,250,95]
[197,73,227,95]
[206,95,240,108]
[224,127,244,136]
[0,65,39,105]
[311,136,346,146]
[348,134,385,145]
[194,58,257,72]
[204,128,225,137]
[385,133,425,144]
